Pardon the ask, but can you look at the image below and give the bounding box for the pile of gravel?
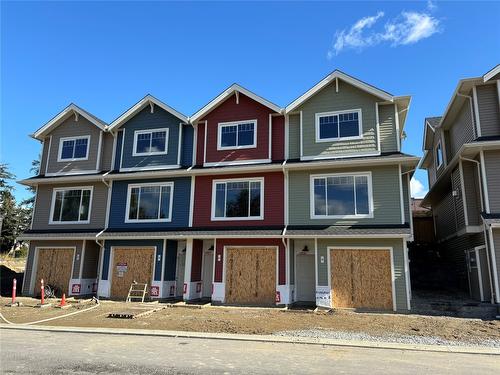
[273,329,500,348]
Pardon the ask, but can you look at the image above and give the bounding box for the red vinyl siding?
[190,239,203,282]
[214,238,286,285]
[193,172,284,227]
[196,93,280,164]
[195,122,205,166]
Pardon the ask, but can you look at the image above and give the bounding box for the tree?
[0,164,18,252]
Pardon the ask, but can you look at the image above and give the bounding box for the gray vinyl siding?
[72,245,83,278]
[378,104,398,153]
[316,238,409,311]
[448,101,475,159]
[40,140,49,175]
[402,175,410,224]
[288,165,403,226]
[451,167,466,230]
[31,182,108,230]
[433,129,446,181]
[82,240,100,279]
[288,114,300,159]
[45,116,102,174]
[492,229,500,300]
[484,150,500,212]
[476,84,500,138]
[462,161,482,226]
[433,190,456,240]
[100,132,114,171]
[294,79,379,158]
[478,247,492,302]
[22,240,83,295]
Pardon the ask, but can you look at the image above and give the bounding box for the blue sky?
[1,1,499,201]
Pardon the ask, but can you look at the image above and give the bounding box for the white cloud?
[410,177,428,198]
[328,9,441,57]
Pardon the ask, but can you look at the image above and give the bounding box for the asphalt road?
[1,329,499,374]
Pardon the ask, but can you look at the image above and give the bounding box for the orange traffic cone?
[59,293,67,308]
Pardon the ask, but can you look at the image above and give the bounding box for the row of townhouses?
[19,70,419,311]
[420,64,500,304]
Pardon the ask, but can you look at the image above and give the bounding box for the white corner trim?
[299,110,303,158]
[104,180,113,229]
[479,150,490,213]
[375,102,381,153]
[394,103,401,152]
[177,123,183,166]
[314,109,363,143]
[57,135,91,162]
[96,131,103,171]
[203,120,208,164]
[268,114,272,160]
[472,85,482,137]
[284,114,289,160]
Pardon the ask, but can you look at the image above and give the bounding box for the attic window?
[58,136,90,161]
[217,120,256,150]
[315,109,362,142]
[435,141,443,169]
[133,128,169,156]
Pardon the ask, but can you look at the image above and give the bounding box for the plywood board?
[35,248,74,297]
[110,248,155,300]
[330,249,393,310]
[225,247,276,306]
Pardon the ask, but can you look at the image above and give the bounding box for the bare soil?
[1,297,499,344]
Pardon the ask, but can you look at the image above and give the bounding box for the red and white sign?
[196,282,202,293]
[183,283,187,294]
[275,291,281,303]
[150,286,160,297]
[71,284,81,294]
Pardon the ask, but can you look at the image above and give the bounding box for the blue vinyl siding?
[181,124,194,167]
[164,240,178,281]
[114,130,123,171]
[108,177,191,229]
[120,106,184,169]
[102,239,164,281]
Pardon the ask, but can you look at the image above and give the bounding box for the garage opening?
[330,248,393,310]
[110,248,155,300]
[35,248,74,296]
[225,247,276,306]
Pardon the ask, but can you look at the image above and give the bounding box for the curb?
[1,324,499,355]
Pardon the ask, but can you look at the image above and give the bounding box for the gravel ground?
[274,328,500,347]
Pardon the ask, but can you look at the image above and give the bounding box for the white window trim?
[132,128,169,157]
[125,181,174,223]
[315,109,363,143]
[49,186,94,225]
[211,177,264,221]
[309,171,374,219]
[57,135,91,162]
[217,119,257,151]
[435,140,443,169]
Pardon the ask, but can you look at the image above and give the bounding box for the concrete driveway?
[1,329,498,374]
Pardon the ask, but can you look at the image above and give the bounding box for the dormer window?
[58,136,90,161]
[435,141,443,169]
[217,120,257,150]
[315,109,362,142]
[133,128,169,156]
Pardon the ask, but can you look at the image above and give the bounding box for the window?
[126,182,173,222]
[218,120,257,150]
[315,109,362,142]
[311,173,372,218]
[58,136,90,161]
[212,178,263,220]
[50,187,93,224]
[435,141,443,168]
[133,129,169,156]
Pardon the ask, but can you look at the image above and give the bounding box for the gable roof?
[483,64,500,82]
[108,94,188,131]
[285,70,394,113]
[422,116,441,151]
[32,103,107,140]
[190,83,282,123]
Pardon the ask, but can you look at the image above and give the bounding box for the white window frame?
[217,119,257,151]
[211,177,264,221]
[57,135,90,162]
[125,181,174,223]
[49,186,94,224]
[315,109,363,143]
[435,140,443,169]
[310,172,374,219]
[132,128,169,156]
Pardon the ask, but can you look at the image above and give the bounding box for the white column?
[182,238,194,301]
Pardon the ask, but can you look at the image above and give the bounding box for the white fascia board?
[190,83,282,123]
[483,64,500,82]
[285,70,394,114]
[33,104,108,140]
[108,95,188,131]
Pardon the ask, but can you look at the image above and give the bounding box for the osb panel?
[110,248,155,299]
[225,247,276,306]
[35,248,74,296]
[330,249,392,310]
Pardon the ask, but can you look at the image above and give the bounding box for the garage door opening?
[110,248,155,300]
[35,248,75,297]
[330,248,394,311]
[225,247,276,306]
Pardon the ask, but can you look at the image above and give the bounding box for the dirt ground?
[1,297,499,344]
[0,256,26,273]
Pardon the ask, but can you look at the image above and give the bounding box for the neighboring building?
[420,64,500,303]
[19,70,418,311]
[411,198,434,244]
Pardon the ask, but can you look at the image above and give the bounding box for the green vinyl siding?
[378,104,398,153]
[288,114,300,159]
[316,238,409,310]
[288,165,403,226]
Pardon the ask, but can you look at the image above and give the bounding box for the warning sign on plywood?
[117,262,128,272]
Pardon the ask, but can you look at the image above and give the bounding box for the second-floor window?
[50,187,92,224]
[126,182,173,222]
[311,173,372,218]
[218,120,257,150]
[133,129,169,156]
[435,141,443,169]
[58,136,90,161]
[212,178,263,220]
[315,109,362,142]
